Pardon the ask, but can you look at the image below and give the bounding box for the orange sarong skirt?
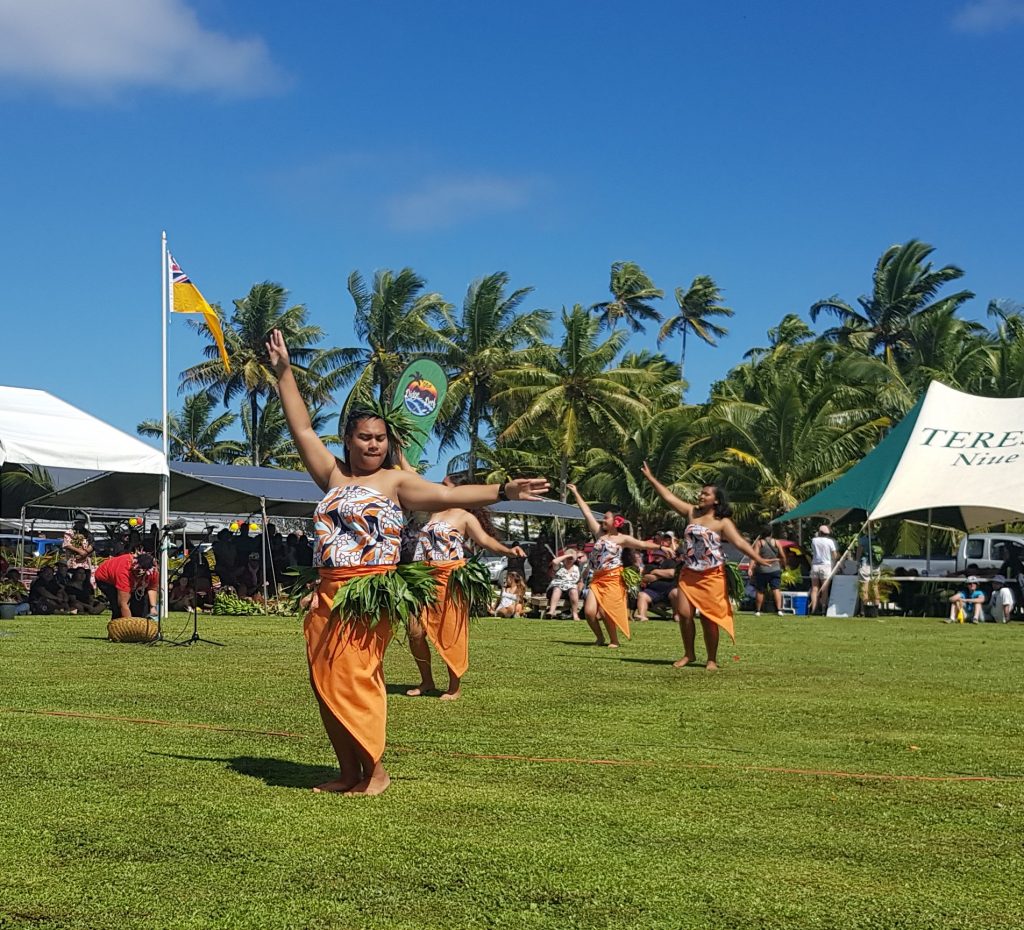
[677,564,735,641]
[591,566,630,639]
[305,565,394,764]
[421,559,470,678]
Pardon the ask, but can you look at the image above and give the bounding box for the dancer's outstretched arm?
[603,533,669,553]
[395,472,548,514]
[640,462,693,519]
[267,330,340,492]
[462,513,526,558]
[566,483,602,538]
[721,520,772,567]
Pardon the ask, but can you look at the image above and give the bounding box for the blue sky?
[2,0,1022,477]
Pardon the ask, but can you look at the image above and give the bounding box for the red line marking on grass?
[7,709,1019,783]
[4,708,303,739]
[390,746,1020,783]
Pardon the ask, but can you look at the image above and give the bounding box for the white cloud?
[0,0,287,98]
[384,175,537,232]
[952,0,1024,33]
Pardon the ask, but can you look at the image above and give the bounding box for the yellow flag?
[168,252,231,372]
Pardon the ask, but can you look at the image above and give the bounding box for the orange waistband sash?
[591,566,630,639]
[420,558,470,676]
[677,564,735,642]
[305,564,396,764]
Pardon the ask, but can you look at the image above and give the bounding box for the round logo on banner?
[404,378,438,416]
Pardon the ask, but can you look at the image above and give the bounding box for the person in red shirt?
[95,552,159,619]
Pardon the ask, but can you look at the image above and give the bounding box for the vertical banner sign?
[392,359,448,466]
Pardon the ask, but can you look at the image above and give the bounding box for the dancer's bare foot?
[405,683,434,696]
[606,642,619,649]
[706,660,719,672]
[312,776,358,794]
[344,771,391,796]
[672,655,696,668]
[439,688,461,701]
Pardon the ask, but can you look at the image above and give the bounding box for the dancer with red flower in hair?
[567,483,667,648]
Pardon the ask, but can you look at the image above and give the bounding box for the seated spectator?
[235,551,263,598]
[636,536,679,621]
[168,574,195,611]
[29,565,68,615]
[493,571,526,618]
[946,577,985,624]
[65,568,106,615]
[4,568,30,616]
[54,560,72,589]
[212,529,238,585]
[547,549,581,620]
[94,552,159,620]
[986,576,1015,623]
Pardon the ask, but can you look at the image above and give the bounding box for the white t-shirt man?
[987,582,1015,623]
[810,533,837,581]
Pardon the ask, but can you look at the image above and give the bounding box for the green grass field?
[1,610,1022,930]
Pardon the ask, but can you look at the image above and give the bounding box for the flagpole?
[159,231,170,625]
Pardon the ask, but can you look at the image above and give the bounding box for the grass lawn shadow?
[617,657,681,666]
[150,751,336,789]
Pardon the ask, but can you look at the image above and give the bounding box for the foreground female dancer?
[567,483,665,647]
[641,463,768,669]
[269,330,548,795]
[407,506,525,700]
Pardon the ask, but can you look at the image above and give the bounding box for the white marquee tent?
[0,386,167,476]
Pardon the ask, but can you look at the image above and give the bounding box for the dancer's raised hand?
[504,477,550,501]
[266,329,291,377]
[640,461,656,483]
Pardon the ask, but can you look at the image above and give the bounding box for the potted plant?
[0,577,27,619]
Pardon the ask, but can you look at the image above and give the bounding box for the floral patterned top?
[313,485,403,568]
[589,537,622,572]
[549,563,580,591]
[682,523,725,572]
[62,529,94,572]
[414,519,466,561]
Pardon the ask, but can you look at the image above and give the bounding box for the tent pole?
[158,230,170,624]
[18,505,26,570]
[261,497,269,614]
[926,508,932,575]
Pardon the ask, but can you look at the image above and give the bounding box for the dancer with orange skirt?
[641,463,770,670]
[567,483,667,647]
[268,330,548,796]
[406,507,525,700]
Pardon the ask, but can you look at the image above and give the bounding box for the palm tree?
[345,268,448,404]
[743,313,815,362]
[699,345,888,520]
[180,282,331,466]
[982,300,1024,398]
[493,305,668,498]
[230,396,339,468]
[591,261,664,333]
[137,393,242,463]
[658,275,733,399]
[0,465,55,498]
[583,406,704,529]
[432,272,550,480]
[810,239,975,365]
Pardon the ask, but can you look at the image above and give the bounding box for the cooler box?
[783,591,809,615]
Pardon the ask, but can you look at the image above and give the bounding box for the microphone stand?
[173,524,223,647]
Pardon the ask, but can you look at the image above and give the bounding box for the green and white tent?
[778,382,1024,530]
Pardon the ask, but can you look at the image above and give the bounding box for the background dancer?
[407,505,526,700]
[269,329,548,796]
[641,463,769,669]
[566,483,665,647]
